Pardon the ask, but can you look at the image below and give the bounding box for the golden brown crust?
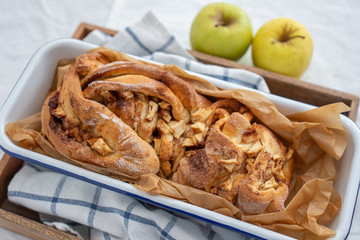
[83,74,184,121]
[41,66,159,178]
[179,149,220,189]
[177,113,249,197]
[80,61,211,112]
[236,123,294,214]
[75,53,109,77]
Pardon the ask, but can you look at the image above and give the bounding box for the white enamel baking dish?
[0,39,359,240]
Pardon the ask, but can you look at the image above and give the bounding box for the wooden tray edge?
[0,155,81,240]
[0,208,81,240]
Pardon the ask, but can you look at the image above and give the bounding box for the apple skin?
[252,18,313,78]
[190,3,252,61]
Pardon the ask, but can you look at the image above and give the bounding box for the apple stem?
[287,35,305,41]
[215,22,224,27]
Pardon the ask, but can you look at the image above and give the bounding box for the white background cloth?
[0,0,359,239]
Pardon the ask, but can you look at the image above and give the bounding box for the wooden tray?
[0,22,358,239]
[0,155,81,240]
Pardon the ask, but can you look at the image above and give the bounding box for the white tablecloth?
[0,0,359,239]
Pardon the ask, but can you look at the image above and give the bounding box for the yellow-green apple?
[190,2,252,61]
[252,18,313,78]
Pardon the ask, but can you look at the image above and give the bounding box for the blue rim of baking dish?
[344,180,360,239]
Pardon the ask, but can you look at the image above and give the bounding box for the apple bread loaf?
[41,47,294,214]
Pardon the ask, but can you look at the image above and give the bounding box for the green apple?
[252,18,313,78]
[190,2,252,61]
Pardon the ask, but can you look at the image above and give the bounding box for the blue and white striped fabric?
[9,164,253,240]
[147,52,268,92]
[98,11,194,60]
[8,11,266,240]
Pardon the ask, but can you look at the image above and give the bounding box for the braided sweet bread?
[41,48,294,214]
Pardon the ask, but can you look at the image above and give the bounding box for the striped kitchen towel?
[8,164,253,240]
[8,11,266,240]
